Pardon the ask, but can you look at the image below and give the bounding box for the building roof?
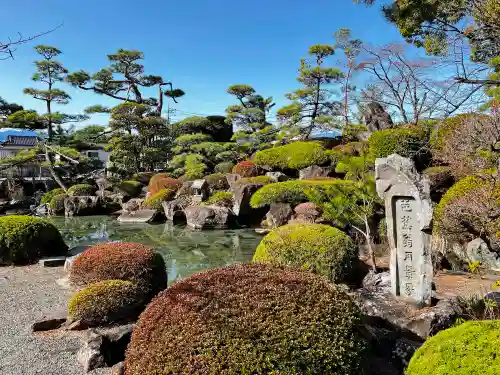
[0,135,38,147]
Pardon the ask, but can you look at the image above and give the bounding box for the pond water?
[48,216,263,284]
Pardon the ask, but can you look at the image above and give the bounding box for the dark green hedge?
[0,216,68,265]
[67,184,97,196]
[40,188,65,204]
[254,141,328,170]
[368,126,428,159]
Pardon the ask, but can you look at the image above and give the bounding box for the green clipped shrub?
[250,179,351,208]
[40,188,65,204]
[406,320,500,375]
[253,141,328,170]
[368,126,428,159]
[183,154,207,181]
[434,176,499,244]
[67,184,97,196]
[0,216,68,265]
[70,242,167,296]
[125,264,366,375]
[253,223,357,282]
[204,173,229,191]
[203,192,233,207]
[132,172,155,185]
[143,189,175,211]
[214,161,235,174]
[232,160,258,177]
[233,175,273,185]
[68,280,144,327]
[49,194,67,214]
[115,180,143,198]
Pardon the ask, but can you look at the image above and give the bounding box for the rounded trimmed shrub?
[250,179,351,208]
[368,126,428,159]
[49,193,67,214]
[125,264,366,375]
[67,184,97,196]
[232,160,257,177]
[143,189,175,210]
[253,223,357,282]
[434,176,499,244]
[70,242,167,296]
[115,180,143,198]
[68,280,144,326]
[214,161,235,174]
[148,175,182,195]
[0,216,68,265]
[233,175,273,185]
[253,141,328,170]
[406,320,500,375]
[40,188,65,204]
[203,191,233,207]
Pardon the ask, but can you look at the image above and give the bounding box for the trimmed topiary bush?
[434,176,500,245]
[203,191,233,207]
[368,126,428,159]
[49,193,67,214]
[143,189,175,211]
[115,180,143,198]
[41,188,65,204]
[125,264,366,375]
[406,320,500,375]
[232,160,257,177]
[253,141,328,170]
[233,175,273,185]
[250,179,351,208]
[68,280,144,327]
[67,184,97,196]
[148,176,182,195]
[214,161,235,174]
[70,242,167,296]
[0,216,68,265]
[253,223,357,282]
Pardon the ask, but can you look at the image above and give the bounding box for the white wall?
[82,150,111,167]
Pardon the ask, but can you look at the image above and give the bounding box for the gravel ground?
[0,265,111,375]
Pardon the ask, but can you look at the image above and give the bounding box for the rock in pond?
[185,205,235,229]
[117,209,158,224]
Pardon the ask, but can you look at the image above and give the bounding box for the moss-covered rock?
[143,189,175,211]
[67,184,97,196]
[0,216,68,265]
[253,223,357,282]
[214,161,235,174]
[68,280,144,326]
[406,320,500,375]
[204,173,229,191]
[40,188,65,204]
[233,175,273,185]
[253,141,328,170]
[125,264,366,375]
[115,180,143,198]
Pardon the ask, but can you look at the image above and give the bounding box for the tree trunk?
[365,217,377,272]
[44,145,67,191]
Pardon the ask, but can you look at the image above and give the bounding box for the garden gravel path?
[0,265,110,375]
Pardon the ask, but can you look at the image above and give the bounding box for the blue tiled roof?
[0,128,38,141]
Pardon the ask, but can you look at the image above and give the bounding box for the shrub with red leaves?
[70,242,167,297]
[125,264,366,375]
[148,174,182,195]
[232,160,258,177]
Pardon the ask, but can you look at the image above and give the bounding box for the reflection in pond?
[49,216,263,283]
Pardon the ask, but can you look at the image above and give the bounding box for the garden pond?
[49,215,263,284]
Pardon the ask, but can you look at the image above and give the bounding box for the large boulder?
[64,196,118,217]
[293,202,323,223]
[265,171,290,183]
[466,238,500,271]
[299,165,331,180]
[184,205,235,229]
[363,102,394,134]
[117,209,158,224]
[264,203,293,229]
[231,183,263,218]
[121,198,144,214]
[162,199,187,222]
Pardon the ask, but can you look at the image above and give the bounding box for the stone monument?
[375,154,433,306]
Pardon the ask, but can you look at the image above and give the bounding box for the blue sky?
[0,0,405,128]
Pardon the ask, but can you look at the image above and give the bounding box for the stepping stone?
[39,257,67,267]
